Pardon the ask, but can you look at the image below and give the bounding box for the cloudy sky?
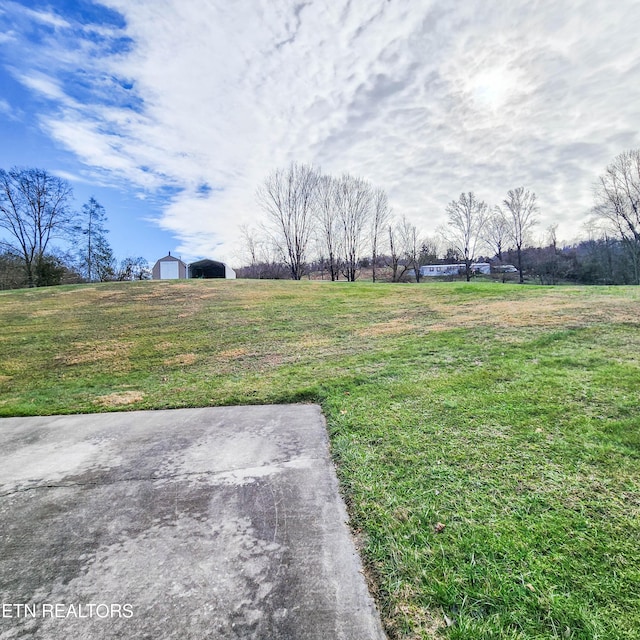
[1,0,639,265]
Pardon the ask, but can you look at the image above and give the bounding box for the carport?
[188,259,235,279]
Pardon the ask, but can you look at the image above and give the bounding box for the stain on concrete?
[0,405,386,639]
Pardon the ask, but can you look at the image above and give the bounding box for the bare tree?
[387,222,403,282]
[0,167,74,287]
[239,224,287,279]
[483,207,510,261]
[314,175,341,281]
[385,217,430,282]
[255,234,290,279]
[398,216,425,282]
[370,188,391,282]
[503,187,539,283]
[335,174,372,282]
[256,162,319,280]
[443,192,489,281]
[593,149,640,283]
[239,224,263,279]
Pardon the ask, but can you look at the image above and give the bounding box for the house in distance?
[152,253,236,280]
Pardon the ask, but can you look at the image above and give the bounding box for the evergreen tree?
[78,197,112,282]
[93,234,116,281]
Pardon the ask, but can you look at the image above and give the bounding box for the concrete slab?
[0,405,386,639]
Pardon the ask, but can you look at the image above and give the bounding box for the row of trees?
[507,235,639,285]
[246,162,539,283]
[0,167,150,289]
[444,149,640,284]
[252,164,393,282]
[244,149,640,285]
[592,149,640,283]
[443,187,537,283]
[249,163,450,283]
[0,250,150,290]
[4,147,637,288]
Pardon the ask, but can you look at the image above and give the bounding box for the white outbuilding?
[152,253,188,280]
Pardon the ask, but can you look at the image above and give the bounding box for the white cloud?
[50,169,97,185]
[4,0,640,259]
[22,6,71,29]
[18,71,73,104]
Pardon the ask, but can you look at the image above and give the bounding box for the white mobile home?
[419,263,491,277]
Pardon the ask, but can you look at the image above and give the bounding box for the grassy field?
[1,279,639,639]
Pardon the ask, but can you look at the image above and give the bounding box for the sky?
[1,0,640,267]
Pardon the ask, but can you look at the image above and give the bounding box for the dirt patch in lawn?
[59,340,133,367]
[358,318,419,336]
[163,353,198,366]
[95,391,145,407]
[429,297,640,331]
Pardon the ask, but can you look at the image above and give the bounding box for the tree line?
[4,148,638,288]
[241,149,640,285]
[249,164,392,282]
[0,168,150,289]
[244,163,430,283]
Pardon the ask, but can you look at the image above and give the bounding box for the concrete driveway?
[0,405,386,639]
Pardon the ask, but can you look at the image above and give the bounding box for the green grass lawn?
[1,279,639,639]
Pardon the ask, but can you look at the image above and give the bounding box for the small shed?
[189,259,236,279]
[152,253,188,280]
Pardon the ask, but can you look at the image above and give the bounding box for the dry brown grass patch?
[218,347,249,359]
[358,318,420,337]
[163,353,198,366]
[59,340,133,367]
[32,309,57,317]
[261,353,287,367]
[95,390,144,407]
[386,584,447,639]
[296,336,333,348]
[428,296,640,330]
